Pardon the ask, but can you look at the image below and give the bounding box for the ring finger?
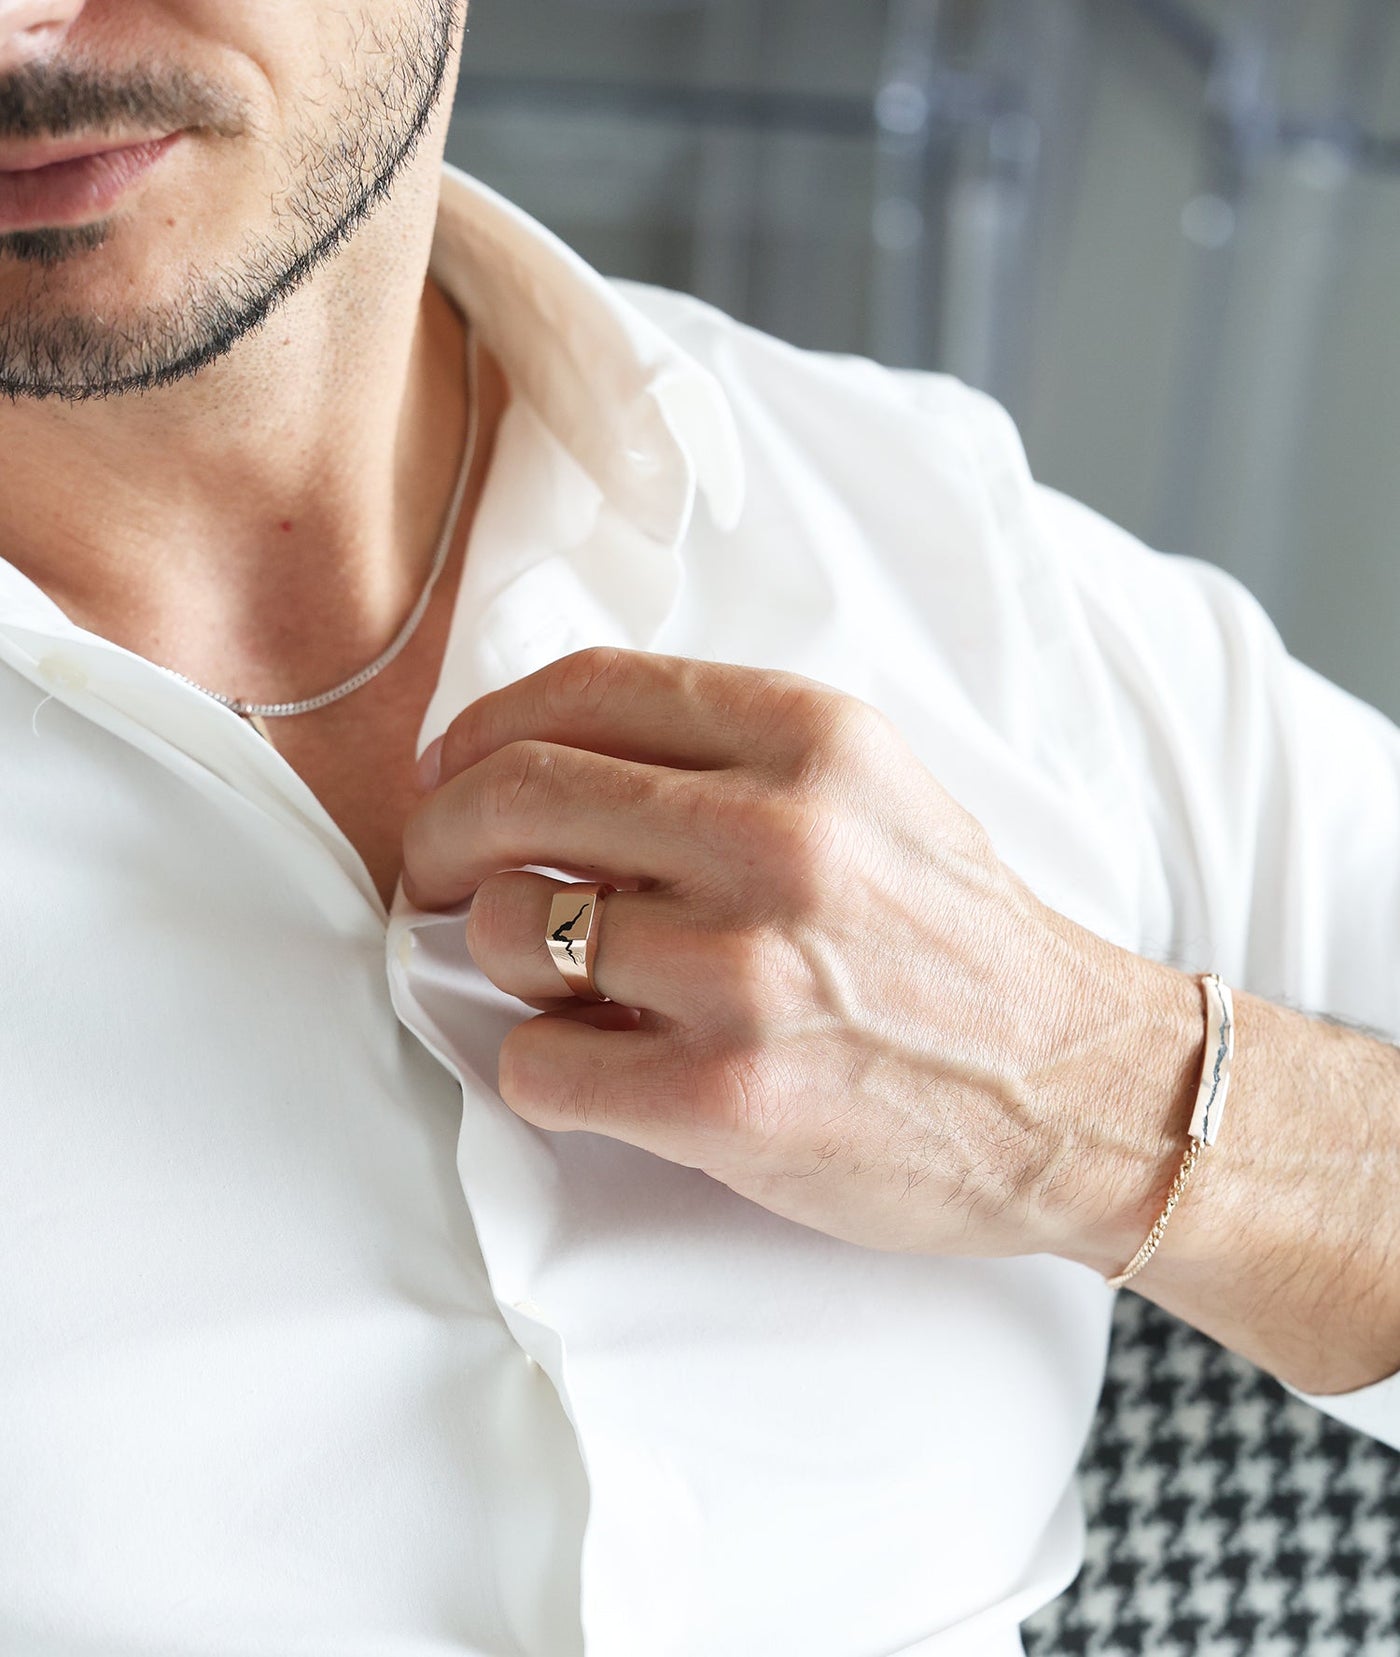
[466,870,703,1017]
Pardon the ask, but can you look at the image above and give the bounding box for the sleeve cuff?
[1278,1364,1400,1454]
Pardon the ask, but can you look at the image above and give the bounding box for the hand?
[400,645,1186,1261]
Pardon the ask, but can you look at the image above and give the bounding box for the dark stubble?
[0,1,459,402]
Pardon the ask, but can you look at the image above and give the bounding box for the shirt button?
[38,652,89,692]
[395,931,415,968]
[511,1296,547,1319]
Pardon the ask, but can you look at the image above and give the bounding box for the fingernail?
[415,735,443,792]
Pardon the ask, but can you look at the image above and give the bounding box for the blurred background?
[446,0,1400,725]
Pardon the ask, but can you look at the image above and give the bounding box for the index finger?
[422,646,827,790]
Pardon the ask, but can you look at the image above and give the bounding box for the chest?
[259,710,425,911]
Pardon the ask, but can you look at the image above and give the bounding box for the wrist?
[1026,927,1206,1279]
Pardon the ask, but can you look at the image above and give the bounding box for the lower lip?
[0,133,182,234]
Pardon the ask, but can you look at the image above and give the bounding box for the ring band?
[545,883,615,1003]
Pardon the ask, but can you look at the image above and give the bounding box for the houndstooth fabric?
[1020,1291,1400,1656]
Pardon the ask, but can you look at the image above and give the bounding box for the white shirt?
[2,160,1397,1657]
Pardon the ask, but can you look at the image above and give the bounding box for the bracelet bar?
[1188,972,1234,1146]
[1104,971,1233,1288]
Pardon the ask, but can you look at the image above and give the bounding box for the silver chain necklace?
[161,325,481,741]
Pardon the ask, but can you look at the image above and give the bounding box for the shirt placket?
[383,488,705,1657]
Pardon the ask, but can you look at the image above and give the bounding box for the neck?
[0,154,475,707]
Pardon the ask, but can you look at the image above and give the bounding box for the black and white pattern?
[1021,1292,1400,1655]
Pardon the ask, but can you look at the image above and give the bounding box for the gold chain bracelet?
[1105,972,1235,1289]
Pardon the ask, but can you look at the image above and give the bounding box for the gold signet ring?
[545,883,615,1002]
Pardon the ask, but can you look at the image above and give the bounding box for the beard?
[0,2,459,402]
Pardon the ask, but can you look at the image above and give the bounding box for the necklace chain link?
[161,324,480,723]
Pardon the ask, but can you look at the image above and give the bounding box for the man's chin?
[0,281,231,402]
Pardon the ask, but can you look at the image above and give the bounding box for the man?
[0,3,1396,1653]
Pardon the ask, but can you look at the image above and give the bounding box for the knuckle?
[769,792,827,854]
[699,923,774,1004]
[615,754,665,811]
[781,811,845,902]
[831,694,894,754]
[690,1037,789,1150]
[690,924,804,1051]
[486,738,558,823]
[806,694,890,776]
[437,693,500,778]
[753,674,890,779]
[545,645,630,719]
[733,792,847,914]
[463,871,514,959]
[750,672,834,743]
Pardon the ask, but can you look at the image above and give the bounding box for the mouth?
[0,131,183,235]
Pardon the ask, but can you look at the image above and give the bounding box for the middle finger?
[402,739,720,909]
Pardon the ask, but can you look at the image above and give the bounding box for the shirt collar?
[427,161,746,545]
[0,161,747,637]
